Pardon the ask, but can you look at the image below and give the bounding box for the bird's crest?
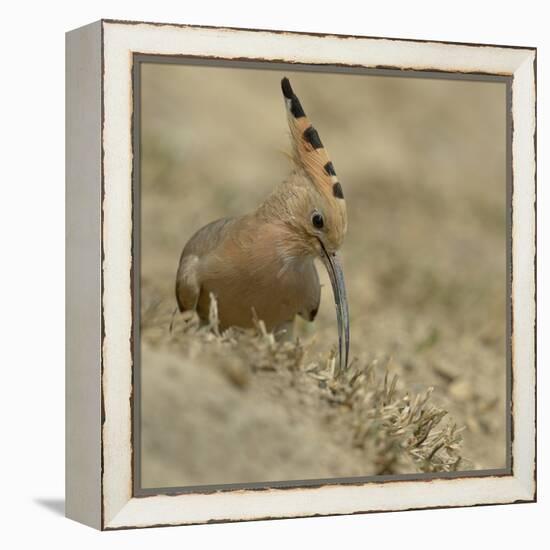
[281,77,344,201]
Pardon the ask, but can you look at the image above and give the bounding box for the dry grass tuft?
[145,295,468,476]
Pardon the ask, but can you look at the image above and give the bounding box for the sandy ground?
[138,63,508,489]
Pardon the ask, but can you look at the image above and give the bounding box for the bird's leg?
[168,306,179,334]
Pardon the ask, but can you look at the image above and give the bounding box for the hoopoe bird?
[176,77,350,371]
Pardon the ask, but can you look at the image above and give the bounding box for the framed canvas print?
[66,19,536,530]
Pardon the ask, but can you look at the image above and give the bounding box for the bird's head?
[279,77,350,373]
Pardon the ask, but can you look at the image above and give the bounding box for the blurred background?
[139,62,507,489]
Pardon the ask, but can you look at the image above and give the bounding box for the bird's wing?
[175,254,201,312]
[175,217,235,312]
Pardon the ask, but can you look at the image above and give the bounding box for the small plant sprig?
[330,363,466,474]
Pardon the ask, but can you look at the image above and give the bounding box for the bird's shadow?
[34,498,65,516]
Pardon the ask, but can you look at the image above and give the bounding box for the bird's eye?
[311,212,324,229]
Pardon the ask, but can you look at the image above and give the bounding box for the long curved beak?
[318,241,350,375]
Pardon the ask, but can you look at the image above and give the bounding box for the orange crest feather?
[281,77,344,200]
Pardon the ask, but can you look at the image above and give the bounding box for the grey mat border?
[131,54,513,498]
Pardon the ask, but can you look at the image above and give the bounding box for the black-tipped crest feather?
[333,182,344,199]
[303,126,323,149]
[281,77,306,118]
[324,161,336,176]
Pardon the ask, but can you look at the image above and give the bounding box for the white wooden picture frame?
[66,19,536,530]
